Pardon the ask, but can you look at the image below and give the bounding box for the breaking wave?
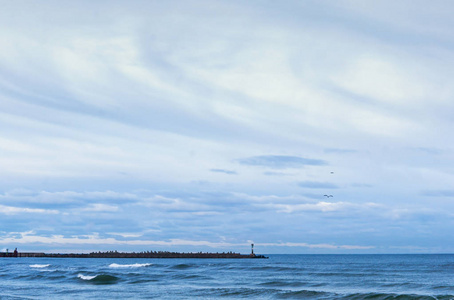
[109,263,152,268]
[29,264,50,268]
[78,274,119,285]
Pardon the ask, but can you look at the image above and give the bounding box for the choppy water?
[1,254,454,299]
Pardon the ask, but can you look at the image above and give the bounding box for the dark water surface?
[1,254,453,299]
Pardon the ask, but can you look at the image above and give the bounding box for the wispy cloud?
[0,231,374,251]
[0,205,59,215]
[351,183,373,188]
[324,148,357,154]
[260,201,380,214]
[210,168,237,175]
[259,242,375,250]
[421,190,454,197]
[263,171,291,176]
[237,155,327,169]
[412,147,442,155]
[82,204,119,212]
[298,181,339,189]
[0,231,244,249]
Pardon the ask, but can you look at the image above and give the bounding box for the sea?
[1,254,453,299]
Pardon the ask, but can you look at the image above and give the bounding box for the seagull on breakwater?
[324,195,333,198]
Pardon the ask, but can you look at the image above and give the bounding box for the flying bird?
[324,195,333,198]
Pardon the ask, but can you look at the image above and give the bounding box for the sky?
[1,0,454,254]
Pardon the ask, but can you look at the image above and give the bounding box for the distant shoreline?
[1,251,268,259]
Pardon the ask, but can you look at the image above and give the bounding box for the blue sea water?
[1,254,453,299]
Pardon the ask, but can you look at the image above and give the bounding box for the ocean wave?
[258,280,306,288]
[277,289,332,299]
[171,264,194,270]
[172,274,205,280]
[128,279,160,284]
[201,287,277,298]
[29,264,50,268]
[77,274,119,285]
[432,285,454,291]
[276,289,454,300]
[340,292,454,300]
[109,263,152,268]
[78,274,96,281]
[250,266,302,272]
[309,271,365,278]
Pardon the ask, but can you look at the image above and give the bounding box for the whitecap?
[109,263,152,268]
[30,264,50,268]
[78,274,96,280]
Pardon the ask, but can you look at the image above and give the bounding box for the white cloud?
[0,232,242,248]
[259,242,375,250]
[0,205,59,215]
[0,190,139,205]
[82,204,119,212]
[333,56,424,104]
[261,201,380,214]
[0,231,373,251]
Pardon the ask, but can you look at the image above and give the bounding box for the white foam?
[29,264,50,268]
[109,263,152,268]
[78,274,96,280]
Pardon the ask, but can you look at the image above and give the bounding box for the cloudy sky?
[1,0,454,254]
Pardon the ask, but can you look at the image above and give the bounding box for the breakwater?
[1,251,267,259]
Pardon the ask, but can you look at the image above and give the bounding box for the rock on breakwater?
[2,250,268,259]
